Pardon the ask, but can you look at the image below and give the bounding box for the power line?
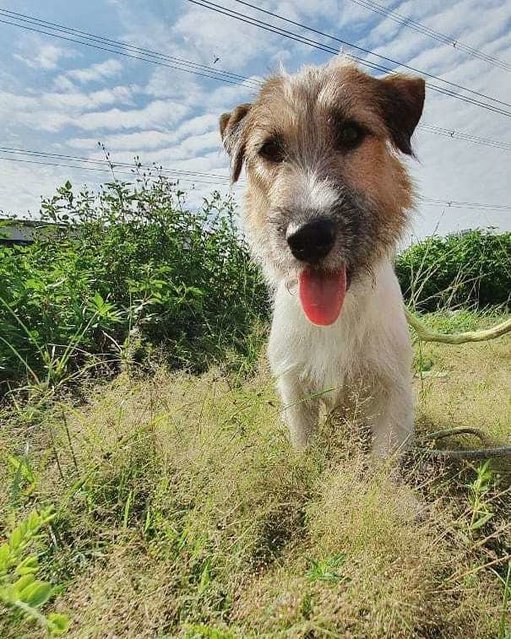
[347,0,511,73]
[0,10,261,89]
[186,0,511,119]
[2,9,511,153]
[0,8,259,86]
[0,146,232,182]
[0,153,234,187]
[0,154,139,178]
[0,11,508,216]
[420,196,511,211]
[3,6,510,119]
[2,138,509,193]
[1,6,510,214]
[1,147,510,212]
[229,0,510,99]
[418,124,511,152]
[0,17,244,87]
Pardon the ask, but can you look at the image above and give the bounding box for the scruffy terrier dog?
[219,57,425,457]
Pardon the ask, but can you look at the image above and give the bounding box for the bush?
[0,178,269,393]
[396,229,511,311]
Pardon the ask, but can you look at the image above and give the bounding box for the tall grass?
[396,229,511,311]
[0,180,510,636]
[1,339,509,637]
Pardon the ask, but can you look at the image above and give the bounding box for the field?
[0,181,510,637]
[1,311,510,639]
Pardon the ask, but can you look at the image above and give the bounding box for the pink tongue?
[299,267,347,326]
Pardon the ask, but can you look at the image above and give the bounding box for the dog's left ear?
[378,74,425,155]
[219,103,252,182]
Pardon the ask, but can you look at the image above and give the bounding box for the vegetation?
[0,315,510,638]
[1,180,509,395]
[396,229,511,311]
[0,508,69,635]
[0,180,510,637]
[0,178,268,395]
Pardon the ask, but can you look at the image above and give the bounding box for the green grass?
[0,313,510,638]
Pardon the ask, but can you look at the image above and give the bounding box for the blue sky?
[1,0,511,241]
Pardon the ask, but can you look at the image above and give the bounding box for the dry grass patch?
[0,315,510,638]
[414,312,510,442]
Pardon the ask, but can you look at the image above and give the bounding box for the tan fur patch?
[342,137,413,232]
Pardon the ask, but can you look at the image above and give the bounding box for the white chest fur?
[268,260,411,404]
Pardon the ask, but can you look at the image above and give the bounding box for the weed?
[0,178,268,394]
[495,562,511,639]
[0,179,510,638]
[468,461,495,534]
[396,228,511,311]
[1,322,508,638]
[0,508,69,635]
[306,553,347,584]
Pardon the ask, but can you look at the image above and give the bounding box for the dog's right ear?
[378,74,425,156]
[219,103,251,182]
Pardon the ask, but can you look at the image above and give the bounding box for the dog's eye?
[337,122,366,150]
[259,138,285,163]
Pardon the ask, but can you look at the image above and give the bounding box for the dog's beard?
[249,193,405,301]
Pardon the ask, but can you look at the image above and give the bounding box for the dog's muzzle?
[286,218,335,264]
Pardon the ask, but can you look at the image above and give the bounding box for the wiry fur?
[219,57,425,456]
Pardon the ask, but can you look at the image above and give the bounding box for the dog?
[219,57,425,457]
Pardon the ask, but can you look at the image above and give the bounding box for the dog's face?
[220,59,425,324]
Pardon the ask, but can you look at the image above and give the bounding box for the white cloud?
[172,8,273,69]
[84,134,228,171]
[69,99,189,132]
[14,43,75,70]
[68,113,220,152]
[0,157,104,216]
[52,75,78,93]
[113,0,291,71]
[144,67,204,101]
[0,90,187,133]
[66,59,123,84]
[143,130,221,161]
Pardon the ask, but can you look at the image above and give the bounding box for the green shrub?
[396,229,511,311]
[0,178,269,394]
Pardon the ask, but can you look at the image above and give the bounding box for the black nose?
[286,218,336,264]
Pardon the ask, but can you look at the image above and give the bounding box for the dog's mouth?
[298,266,351,326]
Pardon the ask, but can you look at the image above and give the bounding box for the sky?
[0,0,511,242]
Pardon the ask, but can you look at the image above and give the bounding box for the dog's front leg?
[276,374,319,451]
[368,379,414,459]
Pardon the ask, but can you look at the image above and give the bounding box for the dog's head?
[219,58,425,325]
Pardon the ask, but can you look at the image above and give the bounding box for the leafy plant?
[0,507,69,635]
[2,177,509,400]
[467,461,494,533]
[396,229,511,311]
[494,562,511,639]
[306,552,347,583]
[0,177,269,395]
[8,452,37,504]
[184,625,236,639]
